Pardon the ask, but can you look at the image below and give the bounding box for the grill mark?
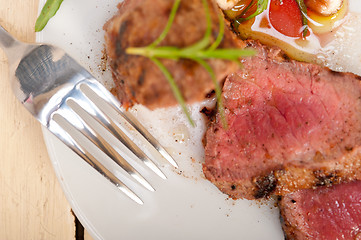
[116,20,129,59]
[137,70,146,86]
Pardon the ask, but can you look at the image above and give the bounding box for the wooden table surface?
[0,1,93,239]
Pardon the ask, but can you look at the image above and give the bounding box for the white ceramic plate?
[36,1,361,239]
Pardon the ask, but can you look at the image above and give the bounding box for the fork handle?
[0,25,18,55]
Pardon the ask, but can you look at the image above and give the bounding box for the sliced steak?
[279,181,361,240]
[203,42,361,200]
[104,0,243,109]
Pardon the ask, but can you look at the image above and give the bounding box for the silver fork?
[0,25,177,205]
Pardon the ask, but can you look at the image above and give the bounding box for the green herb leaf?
[151,57,195,126]
[295,0,309,37]
[126,0,255,127]
[208,12,225,51]
[183,0,212,53]
[238,0,256,19]
[237,0,269,22]
[149,0,181,48]
[126,47,256,61]
[35,0,64,32]
[195,58,227,128]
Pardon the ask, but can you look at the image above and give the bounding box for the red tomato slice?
[269,0,305,38]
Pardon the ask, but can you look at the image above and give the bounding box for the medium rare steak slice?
[279,181,361,240]
[104,0,243,109]
[203,42,361,200]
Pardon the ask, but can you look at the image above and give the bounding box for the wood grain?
[85,230,95,240]
[0,0,75,239]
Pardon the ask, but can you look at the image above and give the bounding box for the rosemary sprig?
[148,0,181,48]
[150,57,194,126]
[126,0,255,127]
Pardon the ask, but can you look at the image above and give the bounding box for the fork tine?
[59,103,155,192]
[71,90,167,180]
[49,117,143,205]
[121,110,178,168]
[86,80,178,168]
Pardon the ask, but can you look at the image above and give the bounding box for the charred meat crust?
[253,172,277,199]
[203,40,361,200]
[277,195,301,240]
[104,0,245,109]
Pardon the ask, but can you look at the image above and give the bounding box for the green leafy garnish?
[234,0,308,38]
[126,0,255,127]
[35,0,64,32]
[235,0,269,23]
[295,0,309,37]
[244,0,269,21]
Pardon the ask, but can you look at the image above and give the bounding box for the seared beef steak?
[104,0,243,109]
[279,181,361,240]
[203,42,361,200]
